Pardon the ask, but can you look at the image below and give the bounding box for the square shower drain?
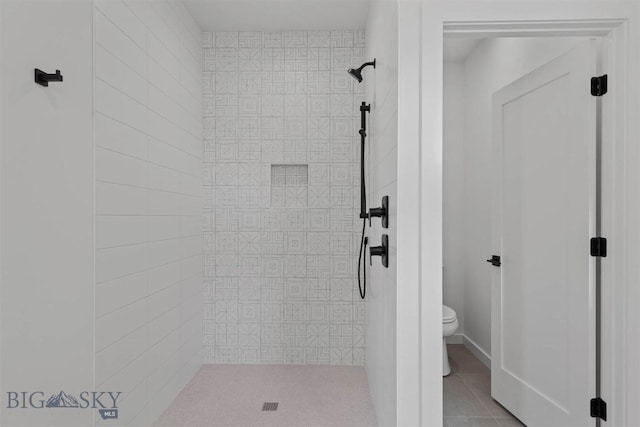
[262,402,279,411]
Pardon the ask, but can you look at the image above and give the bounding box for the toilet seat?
[442,305,457,323]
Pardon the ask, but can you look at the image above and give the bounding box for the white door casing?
[491,40,597,427]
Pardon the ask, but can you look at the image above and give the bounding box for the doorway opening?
[442,34,605,426]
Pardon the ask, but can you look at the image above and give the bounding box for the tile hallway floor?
[154,364,377,427]
[444,344,526,427]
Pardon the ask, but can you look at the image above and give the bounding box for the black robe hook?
[34,69,63,87]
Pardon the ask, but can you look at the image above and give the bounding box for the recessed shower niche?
[271,164,309,208]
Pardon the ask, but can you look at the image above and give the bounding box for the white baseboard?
[462,335,492,369]
[445,333,464,344]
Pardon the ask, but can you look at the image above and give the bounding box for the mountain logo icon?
[45,391,80,408]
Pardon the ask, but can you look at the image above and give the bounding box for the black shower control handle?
[369,234,389,268]
[368,196,389,228]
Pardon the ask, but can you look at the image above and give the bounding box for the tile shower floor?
[154,364,377,427]
[444,344,525,427]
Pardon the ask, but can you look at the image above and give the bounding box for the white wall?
[365,0,398,424]
[93,1,203,425]
[397,1,426,424]
[442,60,465,337]
[0,1,94,426]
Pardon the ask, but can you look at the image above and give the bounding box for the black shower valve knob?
[368,196,389,228]
[369,234,389,268]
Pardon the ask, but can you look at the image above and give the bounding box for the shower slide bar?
[359,101,370,220]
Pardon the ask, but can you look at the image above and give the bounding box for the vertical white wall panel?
[0,1,94,426]
[364,1,399,425]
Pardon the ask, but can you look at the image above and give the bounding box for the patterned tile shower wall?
[203,30,366,365]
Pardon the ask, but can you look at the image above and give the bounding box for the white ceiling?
[443,37,483,62]
[183,0,370,32]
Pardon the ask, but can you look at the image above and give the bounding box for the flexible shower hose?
[358,219,368,299]
[357,153,367,300]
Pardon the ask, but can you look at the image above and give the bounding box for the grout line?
[446,344,524,425]
[459,375,498,420]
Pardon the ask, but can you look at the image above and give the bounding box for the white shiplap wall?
[93,1,202,425]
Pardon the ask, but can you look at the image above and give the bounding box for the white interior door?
[491,40,597,427]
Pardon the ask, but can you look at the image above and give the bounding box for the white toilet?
[442,305,459,376]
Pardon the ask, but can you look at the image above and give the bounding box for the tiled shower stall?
[0,0,402,424]
[202,30,368,365]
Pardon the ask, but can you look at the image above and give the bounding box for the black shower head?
[347,59,376,83]
[347,68,363,83]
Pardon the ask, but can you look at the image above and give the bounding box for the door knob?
[486,255,501,267]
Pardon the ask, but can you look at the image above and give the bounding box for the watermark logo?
[98,408,119,420]
[45,391,80,408]
[7,390,120,420]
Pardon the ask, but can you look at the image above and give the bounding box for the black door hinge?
[591,397,607,421]
[591,237,607,257]
[486,255,501,267]
[591,75,608,96]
